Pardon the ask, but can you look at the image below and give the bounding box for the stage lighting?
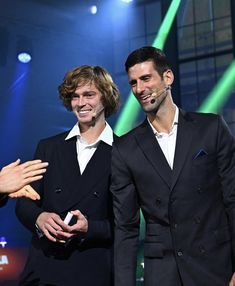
[90,5,97,14]
[17,52,32,63]
[121,0,133,3]
[16,37,33,63]
[0,237,7,248]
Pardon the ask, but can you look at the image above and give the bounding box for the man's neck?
[79,120,106,145]
[148,103,176,134]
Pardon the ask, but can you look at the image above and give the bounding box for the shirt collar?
[172,105,179,126]
[147,105,179,136]
[97,122,113,146]
[65,122,113,146]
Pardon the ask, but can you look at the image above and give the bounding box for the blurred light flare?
[90,5,97,14]
[17,52,31,63]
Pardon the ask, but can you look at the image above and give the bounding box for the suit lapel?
[135,120,172,188]
[57,136,81,207]
[171,110,195,190]
[80,141,111,189]
[60,136,81,177]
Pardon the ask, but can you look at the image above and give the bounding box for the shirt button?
[177,251,183,257]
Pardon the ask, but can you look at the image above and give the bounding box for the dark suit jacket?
[111,110,235,286]
[0,194,8,208]
[16,131,114,286]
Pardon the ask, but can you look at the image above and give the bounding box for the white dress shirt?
[148,106,179,169]
[65,122,113,174]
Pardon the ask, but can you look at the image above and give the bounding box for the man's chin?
[78,118,92,124]
[142,104,156,113]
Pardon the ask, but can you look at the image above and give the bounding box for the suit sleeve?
[0,194,8,208]
[216,116,235,259]
[111,141,140,286]
[15,141,45,234]
[84,191,114,242]
[85,218,113,242]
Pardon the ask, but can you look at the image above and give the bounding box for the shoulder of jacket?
[38,131,70,146]
[182,110,220,122]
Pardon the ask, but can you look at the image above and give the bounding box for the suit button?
[194,216,201,224]
[170,198,175,203]
[199,245,206,254]
[156,198,161,205]
[177,251,183,257]
[55,188,62,194]
[172,223,178,229]
[93,191,99,198]
[197,186,203,193]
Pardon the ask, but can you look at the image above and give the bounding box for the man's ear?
[163,69,174,86]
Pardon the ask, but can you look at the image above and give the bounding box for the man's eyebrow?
[73,90,96,96]
[139,74,151,79]
[83,90,96,95]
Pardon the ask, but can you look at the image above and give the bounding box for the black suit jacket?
[111,110,235,286]
[0,194,8,207]
[16,131,114,286]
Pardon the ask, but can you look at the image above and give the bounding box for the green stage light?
[114,0,181,136]
[152,0,181,49]
[113,92,139,136]
[198,60,235,113]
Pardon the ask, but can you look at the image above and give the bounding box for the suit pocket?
[193,153,216,166]
[194,225,231,255]
[146,223,164,236]
[144,242,164,258]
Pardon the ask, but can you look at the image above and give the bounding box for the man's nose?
[74,96,85,106]
[136,81,145,94]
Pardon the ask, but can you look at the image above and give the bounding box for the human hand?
[56,210,88,241]
[8,184,40,200]
[229,272,235,286]
[0,159,48,194]
[36,212,67,242]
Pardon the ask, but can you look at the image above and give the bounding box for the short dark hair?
[58,65,120,118]
[125,46,171,78]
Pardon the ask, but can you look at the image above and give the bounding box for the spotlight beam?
[114,0,181,136]
[198,60,235,113]
[152,0,181,49]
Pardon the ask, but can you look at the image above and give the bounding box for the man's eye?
[143,76,150,81]
[85,93,95,97]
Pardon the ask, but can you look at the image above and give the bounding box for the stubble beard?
[142,91,168,114]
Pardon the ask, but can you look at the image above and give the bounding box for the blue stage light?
[17,52,31,63]
[90,5,97,14]
[121,0,133,3]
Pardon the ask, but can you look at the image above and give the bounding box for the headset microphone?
[150,86,171,104]
[91,107,105,122]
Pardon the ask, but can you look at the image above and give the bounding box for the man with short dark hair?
[111,46,235,286]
